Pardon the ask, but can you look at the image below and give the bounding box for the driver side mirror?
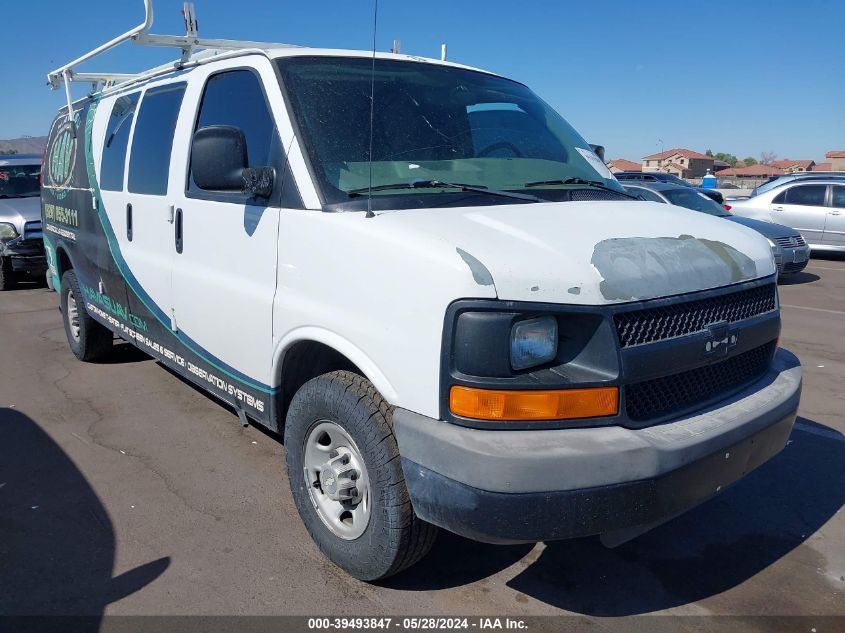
[191,125,274,199]
[589,144,605,162]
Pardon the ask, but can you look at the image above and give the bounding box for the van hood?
[376,200,775,305]
[0,196,41,233]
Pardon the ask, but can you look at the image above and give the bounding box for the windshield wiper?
[524,177,639,200]
[346,179,545,203]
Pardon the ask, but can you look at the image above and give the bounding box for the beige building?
[641,148,715,178]
[826,151,845,171]
[770,159,815,173]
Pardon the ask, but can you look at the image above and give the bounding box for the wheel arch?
[55,245,74,284]
[273,329,399,428]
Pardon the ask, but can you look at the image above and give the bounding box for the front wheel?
[60,270,113,361]
[284,371,437,580]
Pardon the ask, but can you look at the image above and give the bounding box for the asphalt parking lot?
[1,258,844,622]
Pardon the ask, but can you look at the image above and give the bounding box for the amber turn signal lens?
[449,385,619,421]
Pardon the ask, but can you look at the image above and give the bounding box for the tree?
[706,149,713,157]
[714,152,738,167]
[743,157,758,167]
[0,149,18,155]
[760,151,777,165]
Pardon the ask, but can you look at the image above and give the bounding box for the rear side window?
[832,186,845,208]
[774,184,826,206]
[189,69,279,195]
[100,92,140,191]
[128,83,187,195]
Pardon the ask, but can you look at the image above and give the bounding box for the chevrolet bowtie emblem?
[704,323,738,357]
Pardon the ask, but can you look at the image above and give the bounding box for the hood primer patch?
[591,235,758,301]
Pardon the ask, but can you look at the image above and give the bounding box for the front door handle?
[831,209,842,215]
[772,206,784,212]
[174,208,183,254]
[126,203,133,241]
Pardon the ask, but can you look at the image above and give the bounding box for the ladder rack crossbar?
[47,0,297,100]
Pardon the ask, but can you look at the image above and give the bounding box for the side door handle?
[174,208,183,254]
[772,206,783,212]
[126,203,133,241]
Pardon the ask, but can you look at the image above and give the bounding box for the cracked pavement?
[1,258,844,621]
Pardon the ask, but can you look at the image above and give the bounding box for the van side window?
[100,92,140,191]
[189,69,281,196]
[128,83,187,195]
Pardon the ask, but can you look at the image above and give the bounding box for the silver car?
[728,179,845,253]
[0,154,46,290]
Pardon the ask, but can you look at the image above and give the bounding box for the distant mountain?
[0,136,48,155]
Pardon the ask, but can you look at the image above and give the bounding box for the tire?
[284,370,437,581]
[0,256,16,291]
[60,270,113,361]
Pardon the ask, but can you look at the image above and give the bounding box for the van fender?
[272,327,399,405]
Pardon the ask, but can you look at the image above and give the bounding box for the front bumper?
[393,348,801,544]
[775,245,810,275]
[1,238,47,274]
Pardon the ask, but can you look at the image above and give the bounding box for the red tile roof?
[663,162,687,172]
[717,164,786,177]
[826,150,845,158]
[642,148,713,161]
[607,159,641,171]
[812,162,832,171]
[770,159,815,170]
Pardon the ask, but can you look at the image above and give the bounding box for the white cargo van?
[42,2,801,580]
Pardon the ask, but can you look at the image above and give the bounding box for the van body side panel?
[169,59,285,407]
[42,102,130,315]
[44,97,277,429]
[273,209,496,419]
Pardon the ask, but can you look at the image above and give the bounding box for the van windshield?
[0,164,40,198]
[276,56,626,207]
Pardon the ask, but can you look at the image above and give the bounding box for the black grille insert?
[614,284,777,348]
[625,341,776,422]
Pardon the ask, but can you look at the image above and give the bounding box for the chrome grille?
[614,284,778,348]
[774,235,806,248]
[23,220,42,240]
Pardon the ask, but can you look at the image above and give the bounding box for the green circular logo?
[47,113,80,200]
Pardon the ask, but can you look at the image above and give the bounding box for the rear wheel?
[285,370,437,580]
[60,270,113,361]
[0,256,16,291]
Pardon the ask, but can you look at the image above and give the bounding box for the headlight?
[510,316,558,370]
[0,222,18,240]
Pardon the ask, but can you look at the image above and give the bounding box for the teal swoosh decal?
[83,99,277,394]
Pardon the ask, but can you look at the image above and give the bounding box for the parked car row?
[614,170,725,204]
[0,153,46,290]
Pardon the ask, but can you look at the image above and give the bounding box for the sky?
[1,0,843,162]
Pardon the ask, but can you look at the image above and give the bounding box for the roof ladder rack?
[47,0,297,132]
